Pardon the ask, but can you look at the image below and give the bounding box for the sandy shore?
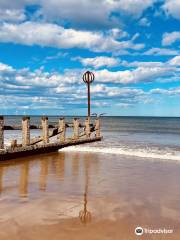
[0,151,180,239]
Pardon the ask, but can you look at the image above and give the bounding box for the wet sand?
[0,151,180,239]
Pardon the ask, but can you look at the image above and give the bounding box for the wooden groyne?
[0,116,102,160]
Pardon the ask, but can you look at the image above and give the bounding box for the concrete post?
[73,118,79,140]
[58,118,66,142]
[41,117,49,144]
[95,118,101,137]
[0,116,4,149]
[85,118,90,138]
[22,116,30,147]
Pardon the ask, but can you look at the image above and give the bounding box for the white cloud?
[89,84,146,101]
[125,61,164,68]
[0,62,14,72]
[95,66,176,84]
[162,0,180,20]
[138,17,151,27]
[162,32,180,46]
[108,28,129,39]
[144,47,179,56]
[0,0,157,28]
[112,0,156,17]
[0,58,179,112]
[76,56,120,68]
[0,21,144,53]
[0,9,26,22]
[168,56,180,66]
[34,0,157,28]
[151,87,180,95]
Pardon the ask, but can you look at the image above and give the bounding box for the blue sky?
[0,0,180,116]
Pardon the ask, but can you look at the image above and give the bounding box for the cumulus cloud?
[112,0,156,17]
[168,56,180,66]
[162,0,180,20]
[76,56,120,69]
[0,0,158,29]
[34,0,157,28]
[95,66,176,84]
[0,21,144,53]
[162,32,180,46]
[150,87,180,95]
[0,61,151,111]
[0,9,26,22]
[144,47,179,56]
[138,17,151,27]
[0,56,179,112]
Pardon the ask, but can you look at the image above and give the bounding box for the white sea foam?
[59,146,180,161]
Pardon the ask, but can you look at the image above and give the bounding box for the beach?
[1,116,180,239]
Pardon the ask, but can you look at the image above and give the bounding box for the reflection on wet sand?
[0,153,180,239]
[39,159,49,191]
[19,162,29,198]
[0,166,3,193]
[54,153,65,179]
[72,153,79,177]
[79,155,91,224]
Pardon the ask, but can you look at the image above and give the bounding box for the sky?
[0,0,180,116]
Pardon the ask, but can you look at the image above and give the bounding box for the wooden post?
[22,116,30,147]
[85,118,90,138]
[0,116,4,149]
[11,139,17,149]
[95,118,101,137]
[41,117,49,144]
[73,118,79,140]
[58,118,66,142]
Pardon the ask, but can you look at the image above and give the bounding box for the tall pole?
[87,83,90,118]
[83,71,95,119]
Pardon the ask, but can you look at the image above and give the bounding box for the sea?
[4,116,180,161]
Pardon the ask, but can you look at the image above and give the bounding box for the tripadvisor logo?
[135,227,143,236]
[135,226,174,236]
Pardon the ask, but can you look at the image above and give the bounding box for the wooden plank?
[0,137,102,161]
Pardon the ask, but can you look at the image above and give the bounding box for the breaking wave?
[59,145,180,161]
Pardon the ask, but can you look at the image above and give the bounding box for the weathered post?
[41,117,49,144]
[58,118,66,142]
[0,116,4,149]
[85,118,90,138]
[11,139,17,149]
[22,116,30,147]
[95,118,101,138]
[73,118,79,140]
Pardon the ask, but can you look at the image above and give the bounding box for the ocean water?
[4,116,180,161]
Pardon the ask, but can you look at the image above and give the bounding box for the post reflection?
[79,154,92,224]
[39,159,49,191]
[72,153,79,177]
[0,166,3,194]
[54,152,65,179]
[19,162,29,198]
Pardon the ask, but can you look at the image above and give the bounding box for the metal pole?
[87,83,90,118]
[83,71,95,119]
